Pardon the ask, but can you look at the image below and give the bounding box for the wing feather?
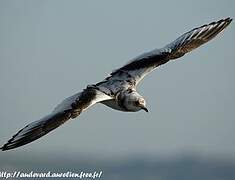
[1,88,112,151]
[109,18,232,85]
[165,17,232,59]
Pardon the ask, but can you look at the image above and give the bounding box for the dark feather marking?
[1,86,101,151]
[166,18,232,60]
[1,112,71,151]
[111,52,170,75]
[205,20,231,40]
[72,87,97,111]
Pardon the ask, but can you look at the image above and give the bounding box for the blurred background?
[0,0,234,179]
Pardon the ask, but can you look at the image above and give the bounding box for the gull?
[1,17,232,151]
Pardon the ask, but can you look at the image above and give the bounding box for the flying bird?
[1,18,232,151]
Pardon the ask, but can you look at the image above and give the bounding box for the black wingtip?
[0,143,9,151]
[223,17,233,24]
[223,17,233,30]
[0,138,15,152]
[214,17,232,24]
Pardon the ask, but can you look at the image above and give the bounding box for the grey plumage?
[1,18,232,151]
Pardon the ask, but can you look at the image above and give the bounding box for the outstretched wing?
[1,87,112,151]
[164,17,232,59]
[110,17,232,85]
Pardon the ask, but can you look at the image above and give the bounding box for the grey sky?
[0,0,234,158]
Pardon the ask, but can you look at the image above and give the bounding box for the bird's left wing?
[1,87,112,151]
[109,18,232,86]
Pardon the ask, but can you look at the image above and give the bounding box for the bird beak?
[141,106,149,112]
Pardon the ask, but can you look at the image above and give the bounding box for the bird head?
[121,90,148,112]
[134,97,148,112]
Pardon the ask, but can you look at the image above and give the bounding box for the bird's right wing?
[1,87,112,151]
[110,18,232,85]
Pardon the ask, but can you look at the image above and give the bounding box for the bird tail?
[1,111,71,151]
